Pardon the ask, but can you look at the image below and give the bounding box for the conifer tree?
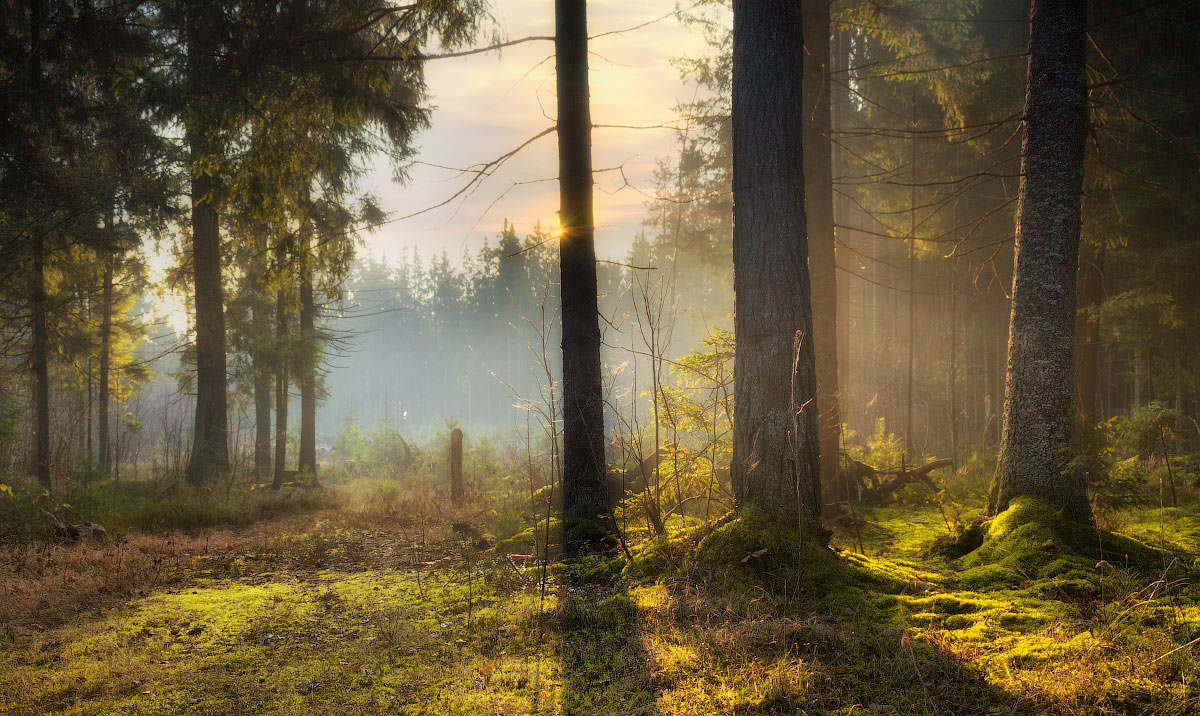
[989,0,1091,519]
[730,0,821,527]
[555,0,610,548]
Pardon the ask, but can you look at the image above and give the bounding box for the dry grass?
[2,485,1199,715]
[0,530,238,630]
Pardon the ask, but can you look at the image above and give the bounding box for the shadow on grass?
[558,565,663,716]
[602,512,1033,715]
[657,571,1032,715]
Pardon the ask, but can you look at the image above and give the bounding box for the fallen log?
[39,509,106,542]
[848,457,953,503]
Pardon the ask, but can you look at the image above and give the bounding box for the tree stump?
[450,428,464,504]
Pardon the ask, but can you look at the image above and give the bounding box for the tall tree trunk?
[25,0,50,491]
[948,161,964,467]
[905,106,917,456]
[1075,241,1104,426]
[555,0,609,547]
[949,256,960,467]
[298,262,318,485]
[990,0,1091,520]
[252,298,272,480]
[30,234,52,491]
[988,307,1004,445]
[802,0,841,496]
[184,20,229,485]
[184,163,229,484]
[273,288,288,489]
[731,0,820,527]
[832,28,854,442]
[86,356,93,458]
[99,250,113,472]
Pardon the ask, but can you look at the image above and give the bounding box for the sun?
[142,242,191,336]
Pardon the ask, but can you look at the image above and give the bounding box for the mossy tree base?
[957,495,1166,590]
[676,508,844,597]
[563,516,620,556]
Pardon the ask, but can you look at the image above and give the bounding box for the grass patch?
[3,485,1199,715]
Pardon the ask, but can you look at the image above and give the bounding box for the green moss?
[928,522,986,560]
[987,495,1067,539]
[564,516,620,554]
[962,497,1167,590]
[673,508,894,607]
[566,553,623,584]
[956,563,1023,590]
[962,497,1093,581]
[493,517,560,554]
[6,488,1200,716]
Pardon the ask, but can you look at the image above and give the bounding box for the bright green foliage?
[633,328,735,521]
[844,418,909,471]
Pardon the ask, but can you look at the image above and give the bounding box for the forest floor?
[2,488,1200,715]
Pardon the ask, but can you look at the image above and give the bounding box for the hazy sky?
[358,0,718,264]
[146,2,718,332]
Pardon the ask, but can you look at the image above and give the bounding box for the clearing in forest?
[3,485,1199,716]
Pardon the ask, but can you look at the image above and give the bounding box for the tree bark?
[298,261,318,485]
[990,0,1091,520]
[802,0,842,497]
[731,0,821,527]
[184,18,229,485]
[25,0,51,492]
[273,287,288,489]
[555,0,609,546]
[252,298,272,480]
[450,427,464,504]
[948,256,960,467]
[99,249,113,473]
[30,234,52,491]
[905,112,916,456]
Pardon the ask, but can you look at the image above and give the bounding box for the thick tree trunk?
[298,264,318,485]
[731,0,821,527]
[252,299,272,480]
[555,0,609,545]
[30,235,52,491]
[802,0,841,497]
[990,0,1091,520]
[184,164,229,485]
[184,19,229,485]
[99,251,113,472]
[273,288,288,489]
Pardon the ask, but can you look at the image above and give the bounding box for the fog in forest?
[3,1,1199,713]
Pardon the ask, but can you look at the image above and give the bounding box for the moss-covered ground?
[3,495,1199,715]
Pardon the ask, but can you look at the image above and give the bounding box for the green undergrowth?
[0,477,341,539]
[494,517,561,554]
[3,495,1199,715]
[606,499,1200,714]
